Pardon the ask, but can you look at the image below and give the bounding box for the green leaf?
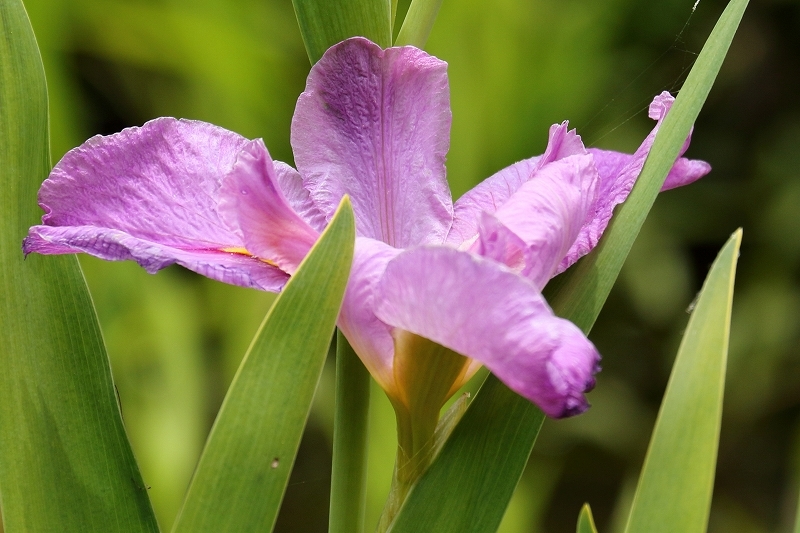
[394,0,444,48]
[388,0,749,531]
[292,0,391,64]
[577,504,599,533]
[0,2,159,532]
[329,332,372,533]
[171,198,355,533]
[623,230,740,533]
[794,488,800,533]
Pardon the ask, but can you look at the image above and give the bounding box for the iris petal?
[480,153,598,288]
[293,37,454,248]
[557,92,711,272]
[219,139,319,275]
[23,117,289,291]
[375,246,600,418]
[337,237,403,392]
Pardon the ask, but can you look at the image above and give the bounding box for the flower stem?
[375,422,437,533]
[375,333,471,531]
[328,331,371,533]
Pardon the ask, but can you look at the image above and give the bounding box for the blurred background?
[15,0,800,531]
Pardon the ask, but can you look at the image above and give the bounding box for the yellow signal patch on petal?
[221,247,279,268]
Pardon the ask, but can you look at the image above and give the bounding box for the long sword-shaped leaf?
[292,0,391,64]
[171,198,355,533]
[389,1,748,531]
[0,1,159,531]
[624,229,740,533]
[794,486,800,533]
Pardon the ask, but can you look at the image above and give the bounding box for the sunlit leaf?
[0,1,158,531]
[292,0,391,64]
[171,199,355,533]
[624,229,741,533]
[388,0,749,531]
[577,504,599,533]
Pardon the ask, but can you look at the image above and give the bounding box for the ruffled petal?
[292,37,453,248]
[557,92,711,273]
[375,246,600,418]
[219,140,320,275]
[476,154,598,289]
[337,237,403,392]
[22,117,288,291]
[447,122,586,247]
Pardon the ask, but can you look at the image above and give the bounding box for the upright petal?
[557,92,711,273]
[292,37,453,248]
[23,118,288,291]
[219,140,320,275]
[447,122,585,247]
[375,247,600,418]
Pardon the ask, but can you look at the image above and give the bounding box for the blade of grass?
[328,331,372,533]
[171,198,355,533]
[388,1,748,531]
[0,1,159,531]
[291,0,391,64]
[624,229,741,533]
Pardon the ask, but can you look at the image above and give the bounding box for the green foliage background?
[12,0,800,531]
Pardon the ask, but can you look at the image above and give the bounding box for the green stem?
[375,419,436,533]
[375,333,469,531]
[329,331,372,533]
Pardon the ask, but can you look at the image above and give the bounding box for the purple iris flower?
[23,37,709,418]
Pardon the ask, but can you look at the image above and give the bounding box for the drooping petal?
[661,156,712,191]
[219,140,320,275]
[292,37,453,248]
[476,154,598,289]
[556,92,711,273]
[337,237,403,393]
[375,246,600,418]
[22,118,289,291]
[446,122,585,247]
[24,225,289,290]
